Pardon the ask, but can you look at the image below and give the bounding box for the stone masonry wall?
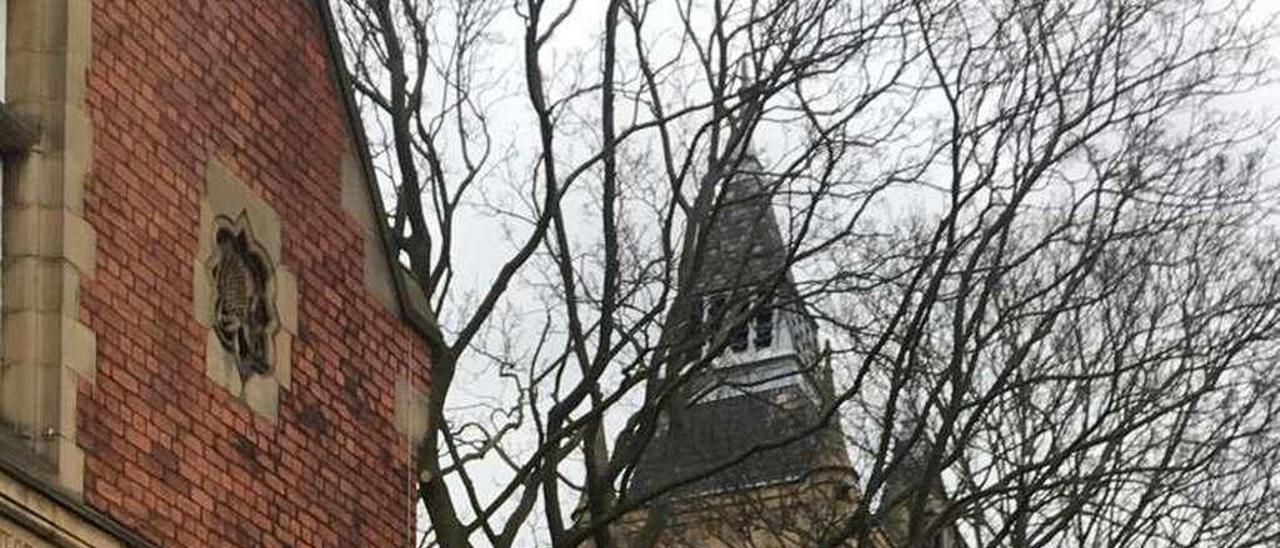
[74,0,429,545]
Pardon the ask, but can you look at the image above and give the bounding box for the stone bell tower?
[626,155,858,547]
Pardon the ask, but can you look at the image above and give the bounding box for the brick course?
[76,1,429,545]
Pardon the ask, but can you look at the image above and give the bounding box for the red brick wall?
[76,1,429,545]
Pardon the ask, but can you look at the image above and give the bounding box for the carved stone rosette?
[194,159,298,420]
[210,215,278,381]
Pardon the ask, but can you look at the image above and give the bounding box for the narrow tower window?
[753,292,773,349]
[728,299,749,352]
[684,296,705,362]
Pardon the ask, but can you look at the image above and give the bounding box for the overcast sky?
[412,2,1280,544]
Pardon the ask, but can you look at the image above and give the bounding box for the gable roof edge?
[310,0,442,344]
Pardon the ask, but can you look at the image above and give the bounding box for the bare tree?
[328,0,1279,546]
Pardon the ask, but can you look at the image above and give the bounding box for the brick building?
[0,1,432,546]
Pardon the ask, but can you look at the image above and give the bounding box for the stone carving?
[212,219,275,379]
[0,526,40,548]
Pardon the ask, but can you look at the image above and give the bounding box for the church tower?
[626,156,860,547]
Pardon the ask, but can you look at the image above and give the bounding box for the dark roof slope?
[629,385,826,500]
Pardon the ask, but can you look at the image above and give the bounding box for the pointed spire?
[882,393,935,505]
[691,153,787,296]
[630,146,841,499]
[879,400,961,547]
